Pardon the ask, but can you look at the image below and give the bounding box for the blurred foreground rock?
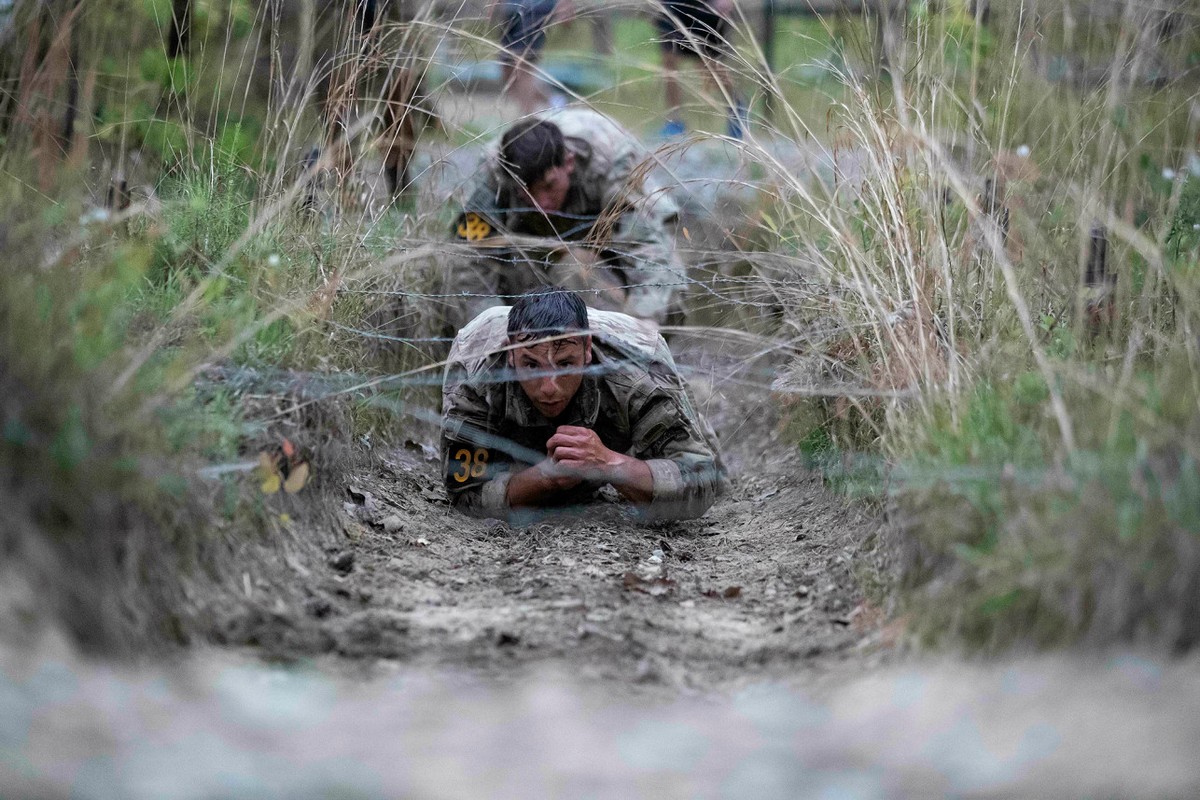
[2,640,1198,799]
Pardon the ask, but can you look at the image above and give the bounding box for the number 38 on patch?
[456,212,492,241]
[451,447,489,483]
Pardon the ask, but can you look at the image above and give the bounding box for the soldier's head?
[499,119,576,214]
[507,287,593,419]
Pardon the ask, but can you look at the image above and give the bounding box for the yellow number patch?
[456,212,491,241]
[451,448,489,483]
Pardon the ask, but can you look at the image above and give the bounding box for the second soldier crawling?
[444,107,687,332]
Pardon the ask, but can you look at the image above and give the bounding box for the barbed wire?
[331,310,898,357]
[342,271,812,311]
[202,344,893,418]
[329,320,458,343]
[203,360,1069,495]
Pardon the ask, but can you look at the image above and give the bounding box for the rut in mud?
[210,332,888,688]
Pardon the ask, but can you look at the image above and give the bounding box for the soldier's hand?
[533,456,585,491]
[547,426,622,477]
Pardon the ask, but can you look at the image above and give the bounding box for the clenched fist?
[546,425,622,477]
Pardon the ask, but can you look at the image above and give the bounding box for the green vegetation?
[0,153,391,649]
[758,3,1200,650]
[0,0,429,643]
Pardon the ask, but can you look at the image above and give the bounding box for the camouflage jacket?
[441,306,726,520]
[453,108,683,321]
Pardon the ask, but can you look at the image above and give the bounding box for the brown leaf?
[723,586,742,599]
[260,472,281,495]
[849,601,886,633]
[256,452,281,495]
[283,462,310,494]
[622,571,675,597]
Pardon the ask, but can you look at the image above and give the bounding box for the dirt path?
[219,332,886,691]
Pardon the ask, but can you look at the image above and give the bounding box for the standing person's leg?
[662,47,685,133]
[707,55,747,138]
[508,57,546,115]
[499,0,557,115]
[692,0,747,138]
[658,0,744,138]
[655,3,687,136]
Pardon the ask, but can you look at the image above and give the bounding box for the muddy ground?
[206,331,889,693]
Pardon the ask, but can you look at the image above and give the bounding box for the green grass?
[762,4,1200,650]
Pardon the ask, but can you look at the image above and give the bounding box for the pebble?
[328,551,355,574]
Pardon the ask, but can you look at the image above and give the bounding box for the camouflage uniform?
[441,306,726,520]
[447,108,685,329]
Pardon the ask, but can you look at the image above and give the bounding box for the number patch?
[451,448,489,483]
[456,212,491,241]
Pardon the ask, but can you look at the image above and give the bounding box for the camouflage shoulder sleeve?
[441,338,515,517]
[626,364,727,520]
[452,166,505,240]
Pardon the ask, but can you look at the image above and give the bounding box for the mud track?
[217,333,886,690]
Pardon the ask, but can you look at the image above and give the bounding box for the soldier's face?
[509,335,593,419]
[522,152,575,214]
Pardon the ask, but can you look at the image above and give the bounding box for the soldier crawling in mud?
[441,287,725,520]
[446,108,685,330]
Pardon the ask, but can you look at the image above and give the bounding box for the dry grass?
[734,2,1200,649]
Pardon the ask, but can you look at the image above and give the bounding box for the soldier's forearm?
[505,461,582,508]
[606,455,654,505]
[504,467,553,508]
[506,455,653,507]
[642,458,724,520]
